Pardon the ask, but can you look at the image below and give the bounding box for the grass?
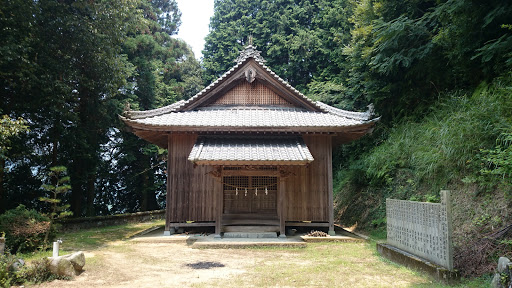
[57,219,165,251]
[194,240,490,288]
[18,220,491,287]
[333,77,512,279]
[18,219,164,261]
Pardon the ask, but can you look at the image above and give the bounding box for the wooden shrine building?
[121,45,379,237]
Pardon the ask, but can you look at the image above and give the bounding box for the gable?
[180,54,323,112]
[206,80,294,107]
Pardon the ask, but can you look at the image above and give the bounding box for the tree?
[341,0,512,122]
[39,166,72,248]
[202,0,353,92]
[0,116,29,213]
[108,0,202,213]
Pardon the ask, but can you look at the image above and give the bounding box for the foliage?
[480,132,512,188]
[17,257,68,284]
[0,252,18,288]
[334,77,512,276]
[0,205,55,254]
[335,76,512,223]
[341,0,512,122]
[39,166,72,248]
[101,0,202,214]
[203,0,354,92]
[0,115,29,212]
[0,254,67,287]
[0,0,202,216]
[0,115,28,159]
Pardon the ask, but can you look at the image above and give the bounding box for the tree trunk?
[86,173,95,216]
[0,158,5,213]
[141,171,148,211]
[70,163,84,217]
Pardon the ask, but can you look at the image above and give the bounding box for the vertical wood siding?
[167,133,332,223]
[208,80,294,107]
[168,134,216,222]
[283,135,331,222]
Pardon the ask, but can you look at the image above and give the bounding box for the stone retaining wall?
[386,190,453,270]
[58,210,165,231]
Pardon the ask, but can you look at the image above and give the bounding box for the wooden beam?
[278,177,286,238]
[285,221,330,227]
[168,222,215,227]
[221,170,280,177]
[214,169,223,238]
[164,135,172,235]
[327,136,335,236]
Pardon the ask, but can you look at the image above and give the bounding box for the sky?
[174,0,215,60]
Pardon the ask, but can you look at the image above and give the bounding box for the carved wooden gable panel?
[208,80,294,107]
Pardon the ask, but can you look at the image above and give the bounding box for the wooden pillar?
[164,135,173,236]
[327,136,335,236]
[278,176,286,238]
[214,167,223,238]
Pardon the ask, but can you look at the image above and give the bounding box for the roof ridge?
[315,101,376,121]
[124,100,186,119]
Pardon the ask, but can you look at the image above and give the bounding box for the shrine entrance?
[220,167,280,230]
[222,175,277,215]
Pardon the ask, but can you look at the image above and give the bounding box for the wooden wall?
[283,135,331,222]
[166,133,332,224]
[167,134,217,223]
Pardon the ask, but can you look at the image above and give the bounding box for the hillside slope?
[334,75,512,276]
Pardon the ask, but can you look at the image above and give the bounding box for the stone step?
[223,232,278,238]
[223,225,280,233]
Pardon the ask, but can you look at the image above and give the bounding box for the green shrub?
[0,253,19,288]
[17,258,67,284]
[1,254,67,287]
[335,76,512,230]
[0,205,56,253]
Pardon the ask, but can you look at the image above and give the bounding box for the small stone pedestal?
[491,257,512,288]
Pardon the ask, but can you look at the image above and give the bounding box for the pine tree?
[40,166,72,248]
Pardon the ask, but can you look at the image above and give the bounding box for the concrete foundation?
[223,232,278,238]
[377,243,459,283]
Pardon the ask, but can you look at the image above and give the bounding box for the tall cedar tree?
[203,0,355,94]
[94,0,203,214]
[0,0,202,216]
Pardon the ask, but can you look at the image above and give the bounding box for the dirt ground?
[36,240,292,288]
[35,235,430,288]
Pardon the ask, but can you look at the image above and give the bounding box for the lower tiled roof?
[188,136,314,165]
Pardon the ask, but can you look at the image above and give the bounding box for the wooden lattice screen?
[223,175,277,214]
[209,80,293,106]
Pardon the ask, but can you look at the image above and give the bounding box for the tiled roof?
[123,46,327,119]
[188,136,314,165]
[125,100,186,120]
[121,106,377,132]
[121,45,379,134]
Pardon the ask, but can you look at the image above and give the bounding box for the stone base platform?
[130,226,366,248]
[191,237,307,249]
[377,243,459,283]
[223,232,278,238]
[301,235,365,243]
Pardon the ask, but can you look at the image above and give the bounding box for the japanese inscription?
[386,190,453,270]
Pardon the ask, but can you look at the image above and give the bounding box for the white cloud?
[174,0,215,60]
